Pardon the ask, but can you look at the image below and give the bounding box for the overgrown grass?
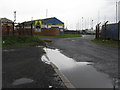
[34,34,82,38]
[2,35,46,48]
[91,39,120,48]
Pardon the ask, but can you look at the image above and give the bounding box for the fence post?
[95,25,98,39]
[104,21,108,40]
[31,23,33,36]
[19,24,22,35]
[22,23,24,35]
[98,24,100,39]
[7,25,9,36]
[12,22,14,36]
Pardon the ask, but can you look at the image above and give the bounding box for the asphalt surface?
[2,46,66,88]
[49,35,118,81]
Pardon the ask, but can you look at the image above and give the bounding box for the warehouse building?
[17,17,64,36]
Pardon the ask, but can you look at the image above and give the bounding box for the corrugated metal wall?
[101,23,119,40]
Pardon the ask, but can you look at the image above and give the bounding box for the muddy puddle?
[41,48,114,88]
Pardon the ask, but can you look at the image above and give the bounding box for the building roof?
[22,17,64,25]
[0,18,13,23]
[42,17,64,25]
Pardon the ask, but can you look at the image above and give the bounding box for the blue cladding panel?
[101,23,119,40]
[43,17,64,25]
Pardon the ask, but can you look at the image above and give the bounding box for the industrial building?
[16,17,64,36]
[100,23,119,40]
[0,18,14,35]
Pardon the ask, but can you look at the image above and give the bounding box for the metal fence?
[96,21,120,40]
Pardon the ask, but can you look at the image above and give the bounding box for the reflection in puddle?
[42,48,113,88]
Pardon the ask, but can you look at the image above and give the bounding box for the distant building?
[17,17,64,36]
[118,1,120,21]
[0,18,13,35]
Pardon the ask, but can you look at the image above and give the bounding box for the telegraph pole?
[14,11,16,23]
[13,11,16,35]
[82,17,83,30]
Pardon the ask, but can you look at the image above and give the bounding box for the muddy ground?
[2,46,66,88]
[49,35,118,82]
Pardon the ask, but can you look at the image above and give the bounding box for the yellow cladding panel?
[35,20,42,32]
[57,24,64,27]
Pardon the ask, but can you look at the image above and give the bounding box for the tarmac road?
[2,46,66,88]
[50,35,118,81]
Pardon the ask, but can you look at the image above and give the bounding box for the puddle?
[12,78,34,85]
[41,54,51,64]
[42,48,114,88]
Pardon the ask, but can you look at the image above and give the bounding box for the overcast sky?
[0,0,119,30]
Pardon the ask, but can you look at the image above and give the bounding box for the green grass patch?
[91,39,120,48]
[34,34,82,38]
[2,35,46,48]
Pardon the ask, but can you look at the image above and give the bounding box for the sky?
[0,0,119,30]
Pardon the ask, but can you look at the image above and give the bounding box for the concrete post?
[12,22,14,36]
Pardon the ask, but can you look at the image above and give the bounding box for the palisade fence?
[1,22,33,36]
[96,21,120,41]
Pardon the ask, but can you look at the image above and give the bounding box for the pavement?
[2,46,66,88]
[49,35,118,80]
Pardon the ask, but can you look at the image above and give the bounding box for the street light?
[91,20,93,30]
[82,17,83,31]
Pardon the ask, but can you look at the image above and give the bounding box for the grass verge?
[91,39,120,48]
[34,34,82,38]
[2,35,46,48]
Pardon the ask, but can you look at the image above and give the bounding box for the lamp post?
[82,17,83,31]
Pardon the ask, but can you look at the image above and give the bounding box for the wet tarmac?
[42,48,113,88]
